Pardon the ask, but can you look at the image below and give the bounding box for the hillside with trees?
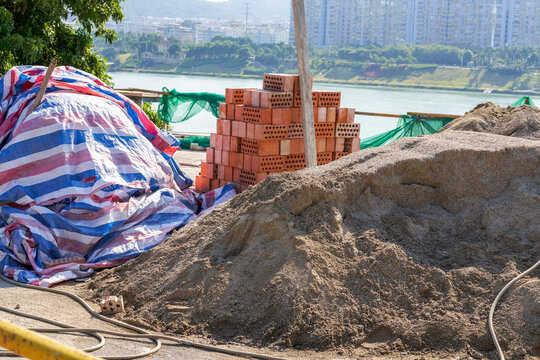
[96,35,540,92]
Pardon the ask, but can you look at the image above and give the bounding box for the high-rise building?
[291,0,540,48]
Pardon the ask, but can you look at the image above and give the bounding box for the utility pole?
[245,3,249,39]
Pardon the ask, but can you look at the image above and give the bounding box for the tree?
[0,0,124,84]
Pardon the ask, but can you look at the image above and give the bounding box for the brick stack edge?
[195,73,361,193]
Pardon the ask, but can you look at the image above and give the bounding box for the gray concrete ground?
[173,149,206,182]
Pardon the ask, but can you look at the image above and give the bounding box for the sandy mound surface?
[439,102,540,139]
[89,131,539,358]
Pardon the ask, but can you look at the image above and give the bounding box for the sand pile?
[439,101,540,139]
[89,131,539,358]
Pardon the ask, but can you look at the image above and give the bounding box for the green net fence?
[158,88,225,124]
[511,96,535,106]
[360,114,454,149]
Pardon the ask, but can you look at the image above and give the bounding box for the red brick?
[316,138,326,153]
[259,91,294,108]
[344,138,361,152]
[222,119,231,136]
[326,107,337,123]
[317,107,327,123]
[210,133,217,148]
[239,169,267,186]
[243,154,252,170]
[217,164,225,179]
[336,123,361,138]
[240,138,280,156]
[346,108,355,123]
[314,91,341,107]
[233,168,242,183]
[293,91,318,107]
[285,154,305,171]
[215,134,223,150]
[292,107,302,123]
[200,161,208,177]
[224,166,233,182]
[207,163,218,179]
[206,148,214,163]
[222,135,231,152]
[290,139,304,154]
[216,119,223,134]
[243,90,254,106]
[214,149,222,164]
[263,74,297,92]
[242,107,272,124]
[314,123,335,137]
[335,138,345,152]
[271,108,292,124]
[230,151,243,168]
[337,107,348,123]
[317,152,333,165]
[231,120,247,138]
[246,123,255,139]
[253,124,288,140]
[219,179,228,187]
[219,103,227,118]
[225,88,246,104]
[280,140,291,156]
[234,105,244,121]
[221,150,230,166]
[195,176,209,193]
[252,155,285,173]
[288,123,304,139]
[230,136,241,152]
[210,179,220,190]
[251,90,260,107]
[326,138,335,153]
[334,152,351,160]
[226,103,235,119]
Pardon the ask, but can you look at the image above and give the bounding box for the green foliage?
[143,102,168,130]
[0,0,124,83]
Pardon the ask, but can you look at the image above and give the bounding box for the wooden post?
[292,0,317,168]
[29,58,57,113]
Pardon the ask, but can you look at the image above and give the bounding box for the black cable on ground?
[0,273,287,360]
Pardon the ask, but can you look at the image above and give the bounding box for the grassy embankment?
[115,54,540,94]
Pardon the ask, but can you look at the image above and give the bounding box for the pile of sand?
[439,102,540,139]
[89,131,539,358]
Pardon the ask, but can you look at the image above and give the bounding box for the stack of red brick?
[195,73,360,193]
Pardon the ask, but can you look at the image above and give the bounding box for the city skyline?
[291,0,540,48]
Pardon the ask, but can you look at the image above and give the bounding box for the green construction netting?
[179,136,211,150]
[511,96,535,106]
[360,114,454,149]
[158,88,225,124]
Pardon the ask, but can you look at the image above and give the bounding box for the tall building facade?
[291,0,540,48]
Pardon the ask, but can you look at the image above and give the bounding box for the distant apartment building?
[291,0,540,48]
[106,16,288,45]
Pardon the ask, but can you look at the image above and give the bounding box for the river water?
[111,72,529,138]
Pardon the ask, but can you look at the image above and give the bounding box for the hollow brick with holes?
[240,138,280,156]
[263,74,296,92]
[221,150,230,166]
[234,105,244,121]
[336,123,361,138]
[230,151,243,168]
[219,103,227,118]
[214,149,222,165]
[222,119,231,136]
[206,148,214,163]
[259,91,294,108]
[251,155,285,173]
[242,107,272,124]
[271,108,292,124]
[326,107,337,123]
[253,124,288,141]
[230,136,241,152]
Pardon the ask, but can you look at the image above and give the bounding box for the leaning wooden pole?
[29,58,57,113]
[292,0,317,168]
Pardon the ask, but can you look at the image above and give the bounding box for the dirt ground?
[173,149,205,181]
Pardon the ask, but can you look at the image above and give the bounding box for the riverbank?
[113,67,540,95]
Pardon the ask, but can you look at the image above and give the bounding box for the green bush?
[142,103,168,130]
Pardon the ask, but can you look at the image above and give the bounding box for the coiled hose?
[0,273,286,360]
[488,259,540,360]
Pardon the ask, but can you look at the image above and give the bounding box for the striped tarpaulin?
[0,66,236,286]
